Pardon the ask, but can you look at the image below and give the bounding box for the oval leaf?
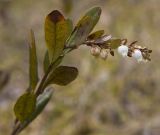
[45,10,72,62]
[14,92,36,122]
[66,7,101,47]
[16,89,53,133]
[46,66,78,86]
[87,30,104,40]
[29,29,39,91]
[106,39,121,49]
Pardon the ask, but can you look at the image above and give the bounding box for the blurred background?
[0,0,160,135]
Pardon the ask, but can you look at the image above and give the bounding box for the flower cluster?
[118,39,152,62]
[85,35,115,60]
[90,45,114,60]
[86,36,152,62]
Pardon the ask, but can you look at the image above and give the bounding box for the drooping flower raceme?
[117,45,129,57]
[87,36,151,62]
[132,49,143,62]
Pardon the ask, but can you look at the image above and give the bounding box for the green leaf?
[15,89,53,133]
[14,92,36,122]
[46,66,78,86]
[106,39,122,49]
[43,51,50,73]
[33,89,53,119]
[45,10,72,62]
[43,52,64,75]
[87,30,104,40]
[29,29,39,91]
[66,7,101,47]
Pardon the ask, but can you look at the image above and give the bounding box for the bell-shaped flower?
[90,46,101,56]
[100,49,108,60]
[132,49,143,62]
[117,45,128,57]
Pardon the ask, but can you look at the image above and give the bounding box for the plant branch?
[11,47,73,135]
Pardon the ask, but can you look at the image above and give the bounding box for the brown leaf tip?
[48,10,65,23]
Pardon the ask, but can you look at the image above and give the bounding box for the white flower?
[132,49,143,62]
[100,49,108,60]
[117,45,128,57]
[90,46,101,56]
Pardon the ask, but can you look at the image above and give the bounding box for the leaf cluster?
[12,7,105,135]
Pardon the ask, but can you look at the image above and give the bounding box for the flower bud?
[117,45,128,57]
[100,49,108,60]
[90,46,101,56]
[132,49,143,62]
